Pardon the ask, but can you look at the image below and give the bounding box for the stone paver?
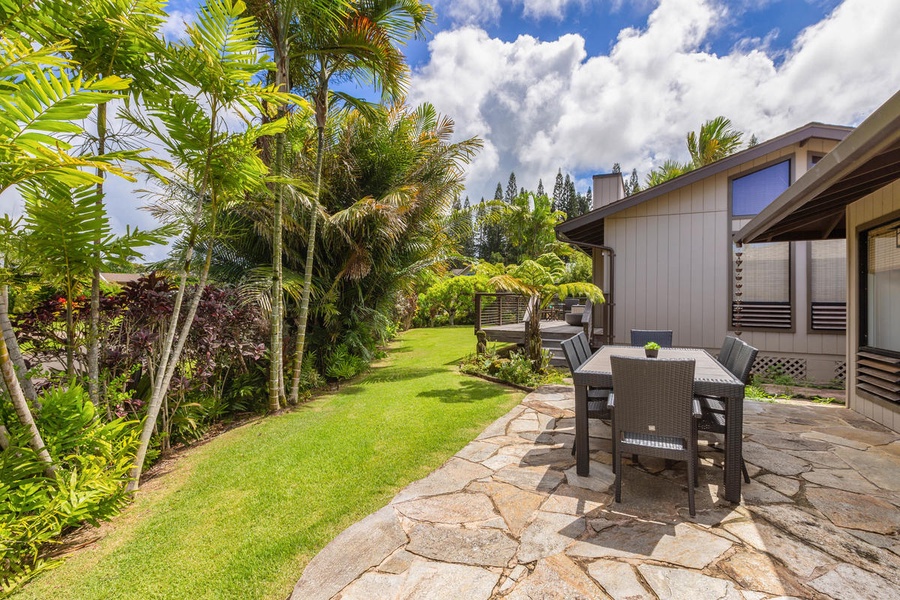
[293,387,900,600]
[405,522,518,567]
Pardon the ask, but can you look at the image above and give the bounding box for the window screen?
[732,242,792,329]
[810,240,847,331]
[866,221,900,352]
[732,160,791,216]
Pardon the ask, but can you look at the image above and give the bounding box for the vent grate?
[811,302,847,331]
[732,301,792,329]
[857,351,900,404]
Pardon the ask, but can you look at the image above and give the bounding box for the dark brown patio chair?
[561,333,612,458]
[698,339,759,483]
[630,329,673,348]
[611,356,700,516]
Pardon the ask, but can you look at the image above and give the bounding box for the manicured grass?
[13,327,524,600]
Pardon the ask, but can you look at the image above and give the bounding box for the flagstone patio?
[291,385,900,600]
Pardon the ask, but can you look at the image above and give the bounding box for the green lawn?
[14,327,524,600]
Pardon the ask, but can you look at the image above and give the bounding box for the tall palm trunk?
[128,106,220,492]
[268,32,288,412]
[64,280,75,378]
[0,334,53,477]
[0,284,37,403]
[288,75,326,405]
[87,101,107,406]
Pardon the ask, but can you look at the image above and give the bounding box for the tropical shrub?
[0,385,140,592]
[415,275,488,327]
[460,347,563,389]
[324,344,368,382]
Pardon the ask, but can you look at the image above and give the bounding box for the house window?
[809,240,847,332]
[732,242,792,330]
[732,160,791,217]
[808,153,825,169]
[858,219,900,404]
[862,220,900,352]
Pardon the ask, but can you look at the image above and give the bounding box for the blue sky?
[3,0,899,255]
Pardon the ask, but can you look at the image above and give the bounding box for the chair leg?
[741,459,750,484]
[693,452,699,488]
[686,458,696,517]
[614,452,622,503]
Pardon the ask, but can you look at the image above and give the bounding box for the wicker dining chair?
[610,356,701,516]
[560,333,612,458]
[698,339,759,484]
[630,329,674,348]
[717,336,740,368]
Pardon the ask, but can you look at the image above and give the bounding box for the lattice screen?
[833,361,847,384]
[751,355,807,380]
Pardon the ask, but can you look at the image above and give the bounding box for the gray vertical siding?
[605,138,846,370]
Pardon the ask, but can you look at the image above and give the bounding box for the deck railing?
[474,292,528,330]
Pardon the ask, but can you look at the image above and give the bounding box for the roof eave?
[557,122,852,238]
[735,91,900,244]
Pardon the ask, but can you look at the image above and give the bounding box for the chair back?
[728,340,759,384]
[573,330,591,360]
[630,329,674,348]
[718,336,739,367]
[560,336,588,374]
[611,357,696,440]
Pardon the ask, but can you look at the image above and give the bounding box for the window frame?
[730,157,794,218]
[729,240,796,333]
[807,240,848,335]
[858,212,900,359]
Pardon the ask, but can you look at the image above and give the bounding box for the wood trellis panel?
[751,355,808,381]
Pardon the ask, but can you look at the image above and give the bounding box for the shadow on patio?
[291,384,900,600]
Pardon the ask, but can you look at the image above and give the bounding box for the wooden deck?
[482,320,583,344]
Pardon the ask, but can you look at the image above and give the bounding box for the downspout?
[556,232,615,345]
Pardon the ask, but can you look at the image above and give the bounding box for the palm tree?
[644,116,745,188]
[494,191,564,263]
[21,181,164,378]
[66,0,167,405]
[0,9,131,474]
[487,254,604,370]
[246,0,351,411]
[687,116,744,167]
[122,0,293,490]
[646,159,690,187]
[286,0,432,405]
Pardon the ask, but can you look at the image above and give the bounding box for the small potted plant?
[644,341,660,358]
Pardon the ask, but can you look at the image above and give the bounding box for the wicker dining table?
[573,345,747,503]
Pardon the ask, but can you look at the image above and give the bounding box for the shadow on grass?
[417,379,511,404]
[335,366,448,396]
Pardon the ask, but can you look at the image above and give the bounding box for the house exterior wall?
[602,137,844,382]
[846,178,900,432]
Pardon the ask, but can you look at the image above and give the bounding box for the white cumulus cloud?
[410,0,900,198]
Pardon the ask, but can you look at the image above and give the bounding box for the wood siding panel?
[603,138,847,360]
[846,178,900,432]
